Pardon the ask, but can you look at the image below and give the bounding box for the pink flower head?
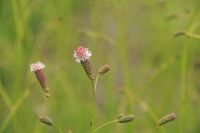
[30,61,49,96]
[30,61,45,72]
[73,46,92,63]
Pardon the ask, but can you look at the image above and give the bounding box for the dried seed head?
[159,113,176,126]
[98,64,110,75]
[39,115,53,126]
[74,46,94,80]
[117,114,135,123]
[30,61,49,96]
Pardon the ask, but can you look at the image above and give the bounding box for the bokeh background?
[0,0,200,132]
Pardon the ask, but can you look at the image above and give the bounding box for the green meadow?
[0,0,200,132]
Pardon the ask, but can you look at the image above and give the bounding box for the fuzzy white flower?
[73,46,92,63]
[30,61,45,72]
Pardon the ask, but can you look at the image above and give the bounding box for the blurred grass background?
[0,0,200,132]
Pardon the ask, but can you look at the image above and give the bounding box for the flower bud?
[39,115,53,126]
[159,113,176,126]
[98,64,110,75]
[117,114,135,123]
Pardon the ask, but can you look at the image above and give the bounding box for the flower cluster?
[73,47,92,63]
[30,61,45,72]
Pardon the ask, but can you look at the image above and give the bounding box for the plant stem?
[90,74,100,133]
[0,89,30,132]
[94,119,118,132]
[153,125,159,133]
[53,124,63,133]
[183,32,200,40]
[179,3,200,132]
[48,93,63,133]
[152,124,166,133]
[94,74,100,92]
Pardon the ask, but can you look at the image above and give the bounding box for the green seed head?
[117,114,135,123]
[39,115,53,126]
[98,64,110,75]
[159,113,176,126]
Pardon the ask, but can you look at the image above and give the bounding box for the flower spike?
[30,61,49,96]
[74,46,94,80]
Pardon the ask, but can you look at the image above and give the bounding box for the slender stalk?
[53,124,63,133]
[90,74,100,133]
[48,96,64,133]
[152,124,166,133]
[183,32,200,40]
[0,89,30,132]
[94,119,118,132]
[94,74,100,92]
[124,90,166,133]
[179,3,200,132]
[179,42,188,133]
[153,125,159,133]
[90,80,95,133]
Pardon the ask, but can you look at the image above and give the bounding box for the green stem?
[48,94,63,133]
[152,124,166,133]
[179,3,200,132]
[0,89,30,132]
[94,74,100,92]
[124,91,165,133]
[183,32,200,40]
[175,31,200,40]
[90,74,100,133]
[153,125,159,133]
[53,124,63,133]
[179,42,188,133]
[94,119,118,132]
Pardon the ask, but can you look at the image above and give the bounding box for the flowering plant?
[30,46,176,133]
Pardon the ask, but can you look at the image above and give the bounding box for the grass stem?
[48,95,63,133]
[94,119,118,132]
[90,74,100,133]
[53,124,63,133]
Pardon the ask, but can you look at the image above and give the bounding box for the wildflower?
[98,64,110,75]
[74,46,94,80]
[30,61,49,96]
[39,115,53,126]
[159,112,176,126]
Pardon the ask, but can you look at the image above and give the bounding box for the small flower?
[30,61,49,96]
[30,61,45,72]
[73,46,92,63]
[73,46,94,80]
